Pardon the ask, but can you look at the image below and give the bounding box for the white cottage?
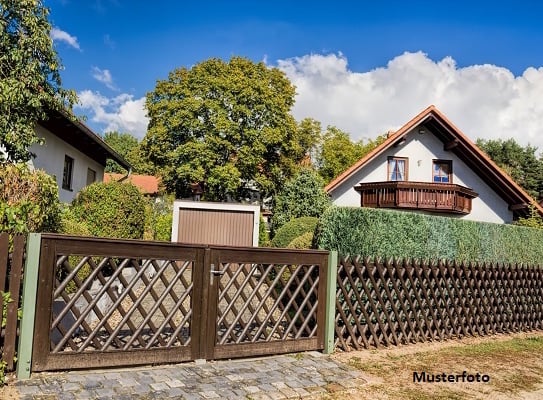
[30,109,130,203]
[326,105,543,224]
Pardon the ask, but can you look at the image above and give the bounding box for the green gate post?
[16,233,41,380]
[323,250,338,354]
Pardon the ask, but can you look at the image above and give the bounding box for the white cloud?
[50,27,81,50]
[91,67,118,90]
[277,52,543,151]
[76,90,148,139]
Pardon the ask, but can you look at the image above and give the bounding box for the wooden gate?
[31,234,328,372]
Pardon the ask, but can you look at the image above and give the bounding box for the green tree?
[271,169,331,235]
[143,56,307,201]
[103,131,156,174]
[476,138,543,199]
[0,0,76,162]
[104,131,138,173]
[294,117,322,166]
[317,127,385,183]
[514,205,543,229]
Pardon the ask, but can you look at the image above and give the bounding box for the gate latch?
[210,264,224,276]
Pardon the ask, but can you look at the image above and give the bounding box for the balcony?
[354,181,478,215]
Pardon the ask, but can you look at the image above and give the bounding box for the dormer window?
[433,160,452,183]
[388,157,408,181]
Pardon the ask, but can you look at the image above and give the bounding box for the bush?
[287,231,314,249]
[59,206,91,236]
[0,163,60,234]
[71,181,146,239]
[144,196,173,241]
[271,217,318,248]
[315,206,543,264]
[271,169,330,235]
[259,215,270,247]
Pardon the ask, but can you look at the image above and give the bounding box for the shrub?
[71,181,145,239]
[271,169,330,235]
[259,215,270,247]
[514,205,543,229]
[271,217,318,248]
[0,163,60,234]
[144,195,173,241]
[59,206,92,236]
[315,206,543,264]
[287,231,314,249]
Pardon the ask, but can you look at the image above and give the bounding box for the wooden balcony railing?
[354,181,478,214]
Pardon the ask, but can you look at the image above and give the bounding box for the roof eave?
[39,108,132,171]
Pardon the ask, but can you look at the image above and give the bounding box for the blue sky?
[47,0,543,149]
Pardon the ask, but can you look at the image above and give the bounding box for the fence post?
[323,250,338,354]
[16,233,41,380]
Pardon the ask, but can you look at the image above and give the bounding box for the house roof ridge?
[324,105,543,218]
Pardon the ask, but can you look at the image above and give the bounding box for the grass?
[324,332,543,399]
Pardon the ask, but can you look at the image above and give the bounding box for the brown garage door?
[177,208,254,246]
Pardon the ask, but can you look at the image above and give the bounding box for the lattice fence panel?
[52,255,194,353]
[335,257,543,351]
[215,262,319,345]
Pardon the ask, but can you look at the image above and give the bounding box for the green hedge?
[287,231,314,249]
[315,207,543,264]
[71,181,146,239]
[271,217,318,248]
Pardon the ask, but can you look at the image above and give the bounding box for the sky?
[47,0,543,151]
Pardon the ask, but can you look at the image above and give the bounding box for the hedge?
[271,217,318,248]
[287,231,314,249]
[71,181,146,239]
[315,206,543,264]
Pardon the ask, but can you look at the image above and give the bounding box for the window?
[62,155,74,190]
[387,157,408,181]
[433,160,452,183]
[86,168,96,185]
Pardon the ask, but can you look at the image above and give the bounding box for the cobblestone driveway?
[16,351,365,399]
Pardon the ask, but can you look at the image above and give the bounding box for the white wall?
[330,127,513,224]
[29,125,105,203]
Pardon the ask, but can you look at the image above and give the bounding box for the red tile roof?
[104,173,160,195]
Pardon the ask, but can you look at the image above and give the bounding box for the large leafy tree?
[271,169,331,235]
[0,0,76,162]
[476,138,543,199]
[103,131,155,174]
[104,131,139,173]
[317,126,386,184]
[143,57,306,201]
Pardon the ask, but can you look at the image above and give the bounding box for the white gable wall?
[29,125,105,203]
[330,127,513,224]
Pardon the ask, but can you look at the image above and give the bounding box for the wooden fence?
[0,233,25,371]
[335,256,543,351]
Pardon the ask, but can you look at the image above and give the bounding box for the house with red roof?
[326,105,543,224]
[104,173,161,196]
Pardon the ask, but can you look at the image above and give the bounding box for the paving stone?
[267,391,287,400]
[13,352,364,399]
[244,385,261,393]
[147,380,168,390]
[93,388,116,398]
[17,384,42,395]
[278,387,299,398]
[166,378,186,388]
[199,390,221,399]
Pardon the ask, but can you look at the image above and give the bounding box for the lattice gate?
[31,235,328,372]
